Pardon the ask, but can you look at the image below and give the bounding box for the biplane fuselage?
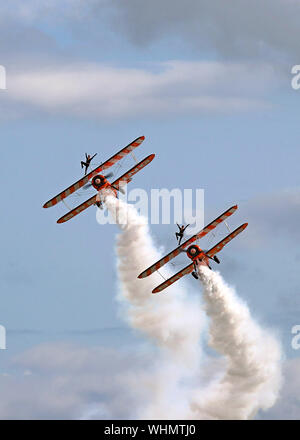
[91,174,117,197]
[186,244,209,267]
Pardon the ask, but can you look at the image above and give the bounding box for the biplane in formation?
[138,205,248,293]
[43,136,154,224]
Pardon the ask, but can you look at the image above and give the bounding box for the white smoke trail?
[101,192,282,420]
[190,266,282,419]
[103,193,204,418]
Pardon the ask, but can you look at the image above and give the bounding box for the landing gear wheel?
[192,271,199,280]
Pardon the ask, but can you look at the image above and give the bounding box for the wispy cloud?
[0,341,297,419]
[0,342,145,419]
[3,61,277,120]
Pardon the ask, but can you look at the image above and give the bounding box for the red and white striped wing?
[43,136,145,208]
[152,263,194,294]
[111,154,155,191]
[138,205,238,279]
[57,194,98,224]
[206,223,248,258]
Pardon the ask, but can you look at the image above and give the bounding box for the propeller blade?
[104,172,114,179]
[83,183,93,190]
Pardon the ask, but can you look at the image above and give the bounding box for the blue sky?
[0,0,300,419]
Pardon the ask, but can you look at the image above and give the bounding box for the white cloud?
[0,342,146,419]
[0,341,297,419]
[260,357,300,419]
[4,61,276,120]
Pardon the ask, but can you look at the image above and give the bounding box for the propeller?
[83,172,114,189]
[104,172,114,179]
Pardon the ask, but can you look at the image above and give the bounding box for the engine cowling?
[92,175,106,190]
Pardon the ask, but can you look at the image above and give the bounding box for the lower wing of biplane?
[56,154,155,224]
[151,223,248,293]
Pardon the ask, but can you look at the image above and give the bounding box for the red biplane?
[43,136,155,223]
[138,205,248,294]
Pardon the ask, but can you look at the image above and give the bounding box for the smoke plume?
[104,193,204,418]
[190,266,282,419]
[103,193,282,419]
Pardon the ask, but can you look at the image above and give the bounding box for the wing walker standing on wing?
[175,223,190,245]
[81,153,97,175]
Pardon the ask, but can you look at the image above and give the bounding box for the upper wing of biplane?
[152,263,194,294]
[57,194,98,224]
[206,223,248,258]
[138,205,238,279]
[111,154,155,192]
[43,136,145,208]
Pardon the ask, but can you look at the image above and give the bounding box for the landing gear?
[192,271,199,280]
